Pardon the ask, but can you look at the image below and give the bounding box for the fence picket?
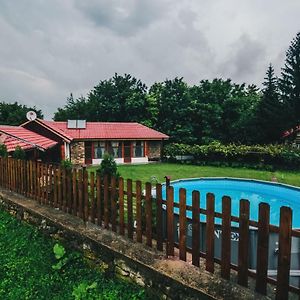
[238,199,250,287]
[221,196,231,279]
[111,176,117,232]
[118,177,124,235]
[127,179,133,239]
[255,202,270,295]
[96,173,102,226]
[166,186,174,256]
[192,191,200,267]
[136,180,142,243]
[275,206,292,300]
[104,175,109,228]
[145,182,152,247]
[90,172,96,223]
[179,188,186,261]
[206,193,215,273]
[156,183,163,251]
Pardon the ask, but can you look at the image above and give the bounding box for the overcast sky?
[0,0,300,119]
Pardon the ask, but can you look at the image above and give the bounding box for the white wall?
[92,157,148,165]
[92,158,124,165]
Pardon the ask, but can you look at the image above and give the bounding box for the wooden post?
[166,186,174,256]
[127,179,133,239]
[96,173,102,226]
[156,183,163,251]
[104,175,109,229]
[136,180,142,243]
[206,193,215,273]
[72,169,78,215]
[90,172,96,223]
[192,191,200,267]
[78,169,83,218]
[275,206,292,300]
[110,176,117,232]
[83,168,89,223]
[145,182,152,247]
[237,199,250,287]
[221,196,231,279]
[255,202,270,295]
[179,188,187,261]
[118,177,124,234]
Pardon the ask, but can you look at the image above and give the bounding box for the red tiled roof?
[0,125,57,151]
[35,120,169,140]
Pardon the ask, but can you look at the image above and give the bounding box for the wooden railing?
[0,157,299,299]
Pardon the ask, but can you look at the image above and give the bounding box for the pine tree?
[256,64,283,143]
[280,32,300,129]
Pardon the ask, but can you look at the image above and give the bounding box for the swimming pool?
[161,178,300,228]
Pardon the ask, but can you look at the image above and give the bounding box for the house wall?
[70,142,85,165]
[148,141,162,160]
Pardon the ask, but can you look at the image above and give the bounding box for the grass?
[0,209,148,300]
[89,162,300,187]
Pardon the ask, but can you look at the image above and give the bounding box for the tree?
[150,78,195,144]
[54,74,154,125]
[0,102,43,126]
[279,32,300,129]
[255,64,284,143]
[12,146,25,160]
[0,144,7,157]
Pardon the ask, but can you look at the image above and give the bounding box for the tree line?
[1,32,300,145]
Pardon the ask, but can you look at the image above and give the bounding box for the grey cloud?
[74,0,170,36]
[219,35,266,85]
[0,0,300,118]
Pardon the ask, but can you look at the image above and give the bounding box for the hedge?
[163,141,300,170]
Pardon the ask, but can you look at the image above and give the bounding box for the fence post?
[118,177,124,234]
[96,173,102,226]
[221,196,231,279]
[90,172,96,223]
[166,186,174,256]
[78,169,83,218]
[206,193,215,273]
[72,169,78,216]
[192,190,200,267]
[238,199,250,287]
[255,202,270,295]
[275,206,292,300]
[110,176,117,232]
[83,168,89,223]
[104,175,109,229]
[179,188,187,261]
[127,179,133,239]
[156,183,163,251]
[136,180,142,243]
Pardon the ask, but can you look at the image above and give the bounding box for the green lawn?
[89,162,300,187]
[0,209,148,300]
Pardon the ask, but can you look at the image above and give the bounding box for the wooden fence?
[0,157,299,299]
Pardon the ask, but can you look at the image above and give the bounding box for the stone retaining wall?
[0,189,270,300]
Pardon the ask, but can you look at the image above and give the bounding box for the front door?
[124,141,131,163]
[84,141,92,165]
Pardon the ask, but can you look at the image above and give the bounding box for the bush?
[0,144,7,157]
[96,153,119,179]
[164,142,300,170]
[13,146,25,160]
[61,159,73,170]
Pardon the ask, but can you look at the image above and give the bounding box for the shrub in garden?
[13,145,25,160]
[96,152,119,180]
[0,144,7,157]
[164,142,300,169]
[61,159,73,170]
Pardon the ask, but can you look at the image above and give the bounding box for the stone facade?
[148,141,162,160]
[70,141,85,165]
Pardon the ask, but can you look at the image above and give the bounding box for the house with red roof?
[2,119,168,165]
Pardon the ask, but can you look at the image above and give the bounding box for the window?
[94,141,105,159]
[107,141,122,158]
[133,141,144,157]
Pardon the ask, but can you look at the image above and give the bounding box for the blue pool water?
[161,178,300,228]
